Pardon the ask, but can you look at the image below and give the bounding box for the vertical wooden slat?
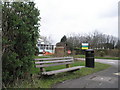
[66,64,70,68]
[40,60,46,72]
[40,67,45,72]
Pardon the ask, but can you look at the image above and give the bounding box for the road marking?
[90,76,112,82]
[109,62,115,64]
[113,72,120,76]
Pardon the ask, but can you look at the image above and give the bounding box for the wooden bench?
[34,57,85,75]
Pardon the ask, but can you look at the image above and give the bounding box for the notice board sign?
[82,43,88,50]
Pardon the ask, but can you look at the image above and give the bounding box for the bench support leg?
[66,64,70,68]
[40,67,45,72]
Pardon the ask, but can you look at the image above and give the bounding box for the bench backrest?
[34,57,74,68]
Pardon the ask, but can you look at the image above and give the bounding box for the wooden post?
[40,60,45,72]
[40,67,45,72]
[66,64,70,68]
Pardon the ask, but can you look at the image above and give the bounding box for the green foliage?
[2,2,40,85]
[115,40,120,49]
[66,41,73,51]
[35,47,39,56]
[60,35,67,43]
[99,51,105,57]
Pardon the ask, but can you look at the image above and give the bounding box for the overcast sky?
[34,0,119,45]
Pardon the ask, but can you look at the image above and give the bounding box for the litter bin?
[85,49,94,68]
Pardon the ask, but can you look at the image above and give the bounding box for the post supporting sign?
[82,43,88,50]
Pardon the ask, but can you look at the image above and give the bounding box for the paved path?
[53,59,119,88]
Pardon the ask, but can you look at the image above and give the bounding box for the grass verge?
[10,61,111,88]
[95,56,120,60]
[74,55,120,60]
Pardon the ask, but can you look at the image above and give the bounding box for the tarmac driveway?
[53,59,119,88]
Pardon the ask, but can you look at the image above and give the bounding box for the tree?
[66,31,118,50]
[39,35,53,45]
[115,40,120,49]
[2,2,40,85]
[60,35,67,43]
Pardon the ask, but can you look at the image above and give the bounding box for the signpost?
[67,50,71,54]
[82,43,88,50]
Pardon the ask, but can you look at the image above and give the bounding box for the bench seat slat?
[42,66,85,75]
[35,59,73,64]
[35,57,73,61]
[36,62,73,68]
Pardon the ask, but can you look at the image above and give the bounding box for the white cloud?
[34,0,119,44]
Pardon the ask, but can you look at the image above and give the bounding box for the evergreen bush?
[2,2,40,85]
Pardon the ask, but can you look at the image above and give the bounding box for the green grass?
[11,61,111,88]
[95,56,120,60]
[34,54,56,58]
[34,54,120,60]
[74,55,85,58]
[74,55,120,60]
